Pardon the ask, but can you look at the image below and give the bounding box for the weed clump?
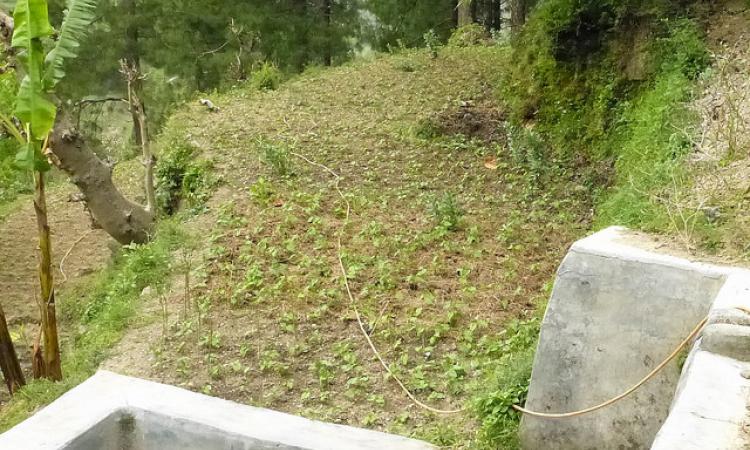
[249,177,276,206]
[393,58,420,73]
[258,139,294,177]
[448,24,490,48]
[474,317,540,449]
[250,62,283,91]
[156,136,215,215]
[431,192,464,231]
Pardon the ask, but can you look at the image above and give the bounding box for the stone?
[701,323,750,361]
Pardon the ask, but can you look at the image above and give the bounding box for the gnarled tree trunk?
[50,112,155,244]
[3,7,155,246]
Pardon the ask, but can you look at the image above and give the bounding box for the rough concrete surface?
[651,350,750,450]
[520,226,729,450]
[652,269,750,450]
[0,371,435,450]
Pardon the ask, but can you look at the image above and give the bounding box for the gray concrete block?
[708,308,750,327]
[520,227,728,450]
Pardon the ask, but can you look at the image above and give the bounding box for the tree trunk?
[121,62,156,213]
[123,0,144,147]
[323,0,332,66]
[3,7,154,246]
[136,99,156,213]
[0,301,25,394]
[49,112,155,245]
[489,0,502,30]
[511,0,526,33]
[458,0,474,26]
[33,171,62,381]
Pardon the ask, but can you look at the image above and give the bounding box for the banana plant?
[0,0,97,381]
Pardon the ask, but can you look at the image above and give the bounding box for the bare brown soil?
[434,100,507,144]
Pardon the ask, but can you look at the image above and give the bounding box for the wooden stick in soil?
[0,301,25,394]
[120,60,156,213]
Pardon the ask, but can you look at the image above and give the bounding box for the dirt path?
[0,184,114,335]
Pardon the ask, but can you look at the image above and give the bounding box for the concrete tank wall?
[520,227,728,450]
[0,371,435,450]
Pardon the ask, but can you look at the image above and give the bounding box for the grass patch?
[595,19,708,230]
[0,221,187,431]
[473,318,540,449]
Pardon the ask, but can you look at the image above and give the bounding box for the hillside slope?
[97,46,591,448]
[684,4,750,260]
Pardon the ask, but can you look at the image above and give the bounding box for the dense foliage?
[502,0,709,228]
[0,69,27,208]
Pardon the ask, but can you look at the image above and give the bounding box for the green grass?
[0,221,186,431]
[595,19,709,231]
[594,69,695,229]
[473,314,542,449]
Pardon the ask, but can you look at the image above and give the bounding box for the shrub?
[250,62,283,91]
[448,24,490,47]
[156,137,214,215]
[423,29,441,58]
